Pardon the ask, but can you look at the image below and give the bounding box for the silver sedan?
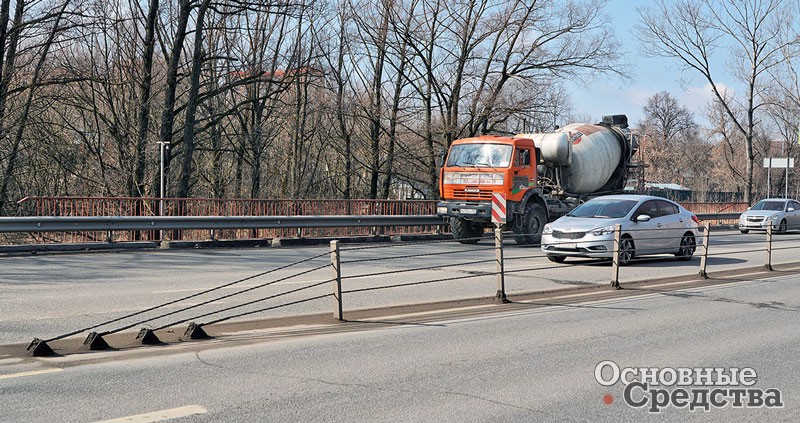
[541,195,702,265]
[738,198,800,234]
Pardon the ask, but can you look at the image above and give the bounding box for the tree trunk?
[132,0,160,199]
[158,0,191,206]
[175,0,211,200]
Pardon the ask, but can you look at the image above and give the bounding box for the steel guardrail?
[0,215,447,233]
[696,212,741,221]
[0,213,739,234]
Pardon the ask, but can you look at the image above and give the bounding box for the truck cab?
[436,135,546,244]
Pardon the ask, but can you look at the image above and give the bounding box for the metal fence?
[25,221,798,356]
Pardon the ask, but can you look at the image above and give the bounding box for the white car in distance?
[738,198,800,234]
[541,195,701,265]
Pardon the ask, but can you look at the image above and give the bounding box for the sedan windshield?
[751,201,785,211]
[446,144,513,168]
[568,199,638,218]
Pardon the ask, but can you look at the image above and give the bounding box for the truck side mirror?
[436,149,446,167]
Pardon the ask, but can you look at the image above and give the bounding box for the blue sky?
[568,0,730,127]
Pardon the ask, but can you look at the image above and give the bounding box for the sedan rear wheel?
[675,233,696,261]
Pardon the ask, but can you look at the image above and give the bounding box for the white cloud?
[626,88,655,109]
[681,83,734,111]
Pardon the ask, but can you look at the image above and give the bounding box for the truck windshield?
[446,144,513,168]
[568,199,638,218]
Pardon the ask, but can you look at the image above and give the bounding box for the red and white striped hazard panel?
[491,193,506,224]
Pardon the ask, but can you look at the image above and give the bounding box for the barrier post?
[331,240,343,320]
[610,224,622,289]
[764,224,774,271]
[698,223,710,279]
[495,227,509,303]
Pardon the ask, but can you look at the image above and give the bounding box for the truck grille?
[552,230,586,239]
[452,189,493,200]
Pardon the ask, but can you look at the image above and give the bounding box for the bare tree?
[705,95,749,194]
[133,0,161,199]
[0,0,74,215]
[639,0,800,204]
[639,91,711,190]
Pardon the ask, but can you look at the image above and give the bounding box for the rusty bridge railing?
[6,197,746,246]
[12,197,443,244]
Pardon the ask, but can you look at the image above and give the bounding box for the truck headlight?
[589,225,615,236]
[437,206,448,214]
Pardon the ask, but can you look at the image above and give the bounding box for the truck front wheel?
[450,217,482,244]
[513,203,546,245]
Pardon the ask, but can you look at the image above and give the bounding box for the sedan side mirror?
[789,207,796,212]
[635,214,651,222]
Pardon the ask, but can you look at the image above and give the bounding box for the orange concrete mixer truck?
[436,114,638,244]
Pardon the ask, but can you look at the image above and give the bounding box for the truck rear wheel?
[513,203,546,245]
[450,217,482,244]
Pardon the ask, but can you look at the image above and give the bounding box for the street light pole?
[157,141,170,216]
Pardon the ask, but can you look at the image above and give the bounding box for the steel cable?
[155,279,334,330]
[43,250,330,342]
[105,263,331,335]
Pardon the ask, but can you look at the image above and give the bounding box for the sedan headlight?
[769,215,781,222]
[589,225,615,236]
[542,224,553,235]
[443,172,504,185]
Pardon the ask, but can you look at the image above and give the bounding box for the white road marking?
[363,304,494,322]
[0,368,63,380]
[218,324,329,336]
[152,285,259,294]
[151,279,338,294]
[94,405,207,423]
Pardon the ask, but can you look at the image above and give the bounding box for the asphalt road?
[1,230,799,347]
[1,271,798,422]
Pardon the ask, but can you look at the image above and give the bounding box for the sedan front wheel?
[617,237,635,266]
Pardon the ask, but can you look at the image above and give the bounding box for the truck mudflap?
[436,201,492,220]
